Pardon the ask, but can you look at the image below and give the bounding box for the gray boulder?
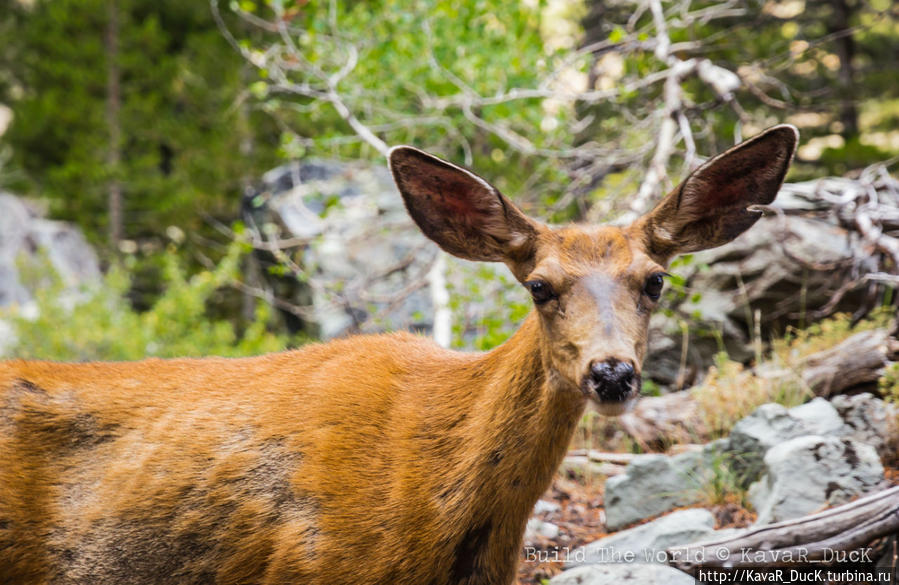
[831,393,898,458]
[568,508,717,567]
[549,563,694,585]
[726,398,845,485]
[789,397,846,434]
[245,159,529,343]
[0,193,100,355]
[602,451,706,531]
[748,435,885,525]
[0,193,100,306]
[246,160,437,339]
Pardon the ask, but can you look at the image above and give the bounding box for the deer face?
[389,125,798,415]
[519,225,665,414]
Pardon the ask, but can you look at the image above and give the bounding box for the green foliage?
[446,258,531,351]
[818,136,893,177]
[580,0,899,189]
[881,362,899,405]
[692,449,752,510]
[640,377,661,397]
[234,0,572,207]
[0,0,280,250]
[4,240,291,361]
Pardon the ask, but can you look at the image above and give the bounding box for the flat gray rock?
[726,399,845,485]
[549,563,694,585]
[568,508,717,567]
[831,393,898,458]
[602,452,705,531]
[749,435,885,525]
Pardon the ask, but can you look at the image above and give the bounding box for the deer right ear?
[389,146,542,275]
[633,124,799,261]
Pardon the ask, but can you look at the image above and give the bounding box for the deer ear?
[634,124,798,261]
[389,146,541,271]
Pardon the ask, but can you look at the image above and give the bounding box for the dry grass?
[690,354,808,439]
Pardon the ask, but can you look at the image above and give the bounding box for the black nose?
[587,358,637,402]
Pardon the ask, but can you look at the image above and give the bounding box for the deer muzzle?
[583,357,640,415]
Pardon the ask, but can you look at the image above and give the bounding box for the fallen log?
[666,485,899,573]
[559,455,627,477]
[799,329,892,397]
[560,449,637,477]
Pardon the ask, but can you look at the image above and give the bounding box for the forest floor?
[516,464,899,584]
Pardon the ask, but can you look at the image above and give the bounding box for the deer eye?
[524,280,557,305]
[643,272,667,301]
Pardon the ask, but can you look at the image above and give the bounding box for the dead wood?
[799,329,892,397]
[666,485,899,573]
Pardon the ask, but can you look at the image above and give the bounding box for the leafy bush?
[446,258,531,351]
[4,240,291,361]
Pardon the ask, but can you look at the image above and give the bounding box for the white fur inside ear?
[507,232,531,250]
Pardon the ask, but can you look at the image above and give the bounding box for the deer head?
[389,125,798,415]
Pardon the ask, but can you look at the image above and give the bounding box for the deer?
[0,125,798,585]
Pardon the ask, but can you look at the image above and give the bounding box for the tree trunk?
[105,0,122,250]
[828,0,859,138]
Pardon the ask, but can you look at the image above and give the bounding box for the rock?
[0,193,101,355]
[831,393,899,459]
[788,397,846,435]
[568,508,717,567]
[245,159,529,342]
[726,399,844,485]
[525,518,560,541]
[748,435,885,525]
[0,193,100,305]
[602,451,705,531]
[533,499,561,515]
[244,160,438,338]
[549,563,694,585]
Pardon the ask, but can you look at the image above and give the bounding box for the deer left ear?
[633,124,798,261]
[388,145,542,275]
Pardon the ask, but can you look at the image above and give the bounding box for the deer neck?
[473,310,586,491]
[431,312,586,583]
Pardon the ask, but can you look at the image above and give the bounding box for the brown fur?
[0,125,798,585]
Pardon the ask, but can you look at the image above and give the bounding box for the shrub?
[4,240,291,361]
